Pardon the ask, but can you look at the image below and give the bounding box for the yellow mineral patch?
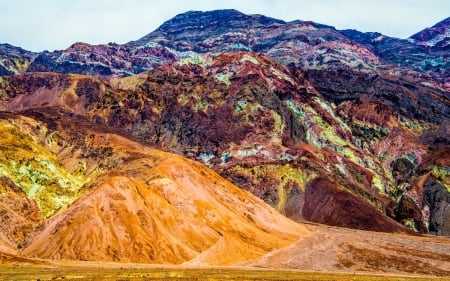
[110,72,149,90]
[0,119,87,218]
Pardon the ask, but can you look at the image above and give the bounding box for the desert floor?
[1,261,449,281]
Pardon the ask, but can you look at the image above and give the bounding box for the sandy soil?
[251,223,450,276]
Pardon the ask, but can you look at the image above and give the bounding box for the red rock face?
[303,177,409,233]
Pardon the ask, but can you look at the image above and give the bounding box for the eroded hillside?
[0,111,308,265]
[1,50,448,235]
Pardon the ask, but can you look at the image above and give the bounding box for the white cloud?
[0,0,448,51]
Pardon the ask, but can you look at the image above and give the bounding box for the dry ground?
[1,262,449,281]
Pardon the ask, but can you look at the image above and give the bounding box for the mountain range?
[0,9,449,276]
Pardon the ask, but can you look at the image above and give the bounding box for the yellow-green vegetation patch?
[234,101,263,117]
[272,111,284,132]
[371,174,387,194]
[0,77,7,98]
[177,94,190,106]
[404,219,419,232]
[0,120,87,217]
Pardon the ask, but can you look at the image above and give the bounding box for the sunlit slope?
[24,150,308,265]
[0,112,308,265]
[0,116,86,218]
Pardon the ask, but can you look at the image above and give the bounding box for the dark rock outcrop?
[303,177,409,233]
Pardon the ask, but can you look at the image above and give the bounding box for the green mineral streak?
[397,116,432,134]
[404,219,419,232]
[284,100,305,118]
[284,99,390,194]
[312,96,333,112]
[0,120,87,218]
[177,55,206,66]
[226,42,251,51]
[234,101,248,113]
[216,73,232,86]
[314,96,352,133]
[193,100,208,112]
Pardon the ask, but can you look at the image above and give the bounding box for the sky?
[0,0,448,52]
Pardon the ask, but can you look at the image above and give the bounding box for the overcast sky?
[0,0,448,52]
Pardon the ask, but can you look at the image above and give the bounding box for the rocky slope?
[0,44,36,76]
[0,110,448,275]
[27,42,177,76]
[1,49,448,236]
[0,9,449,274]
[0,110,308,264]
[0,7,448,236]
[410,17,450,48]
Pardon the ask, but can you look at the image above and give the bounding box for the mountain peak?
[132,9,285,47]
[410,16,450,47]
[157,9,286,30]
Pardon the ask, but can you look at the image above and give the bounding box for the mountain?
[11,11,447,90]
[26,42,177,76]
[410,17,450,48]
[0,9,449,274]
[132,9,286,49]
[0,112,448,276]
[0,109,307,265]
[1,50,448,237]
[0,44,36,75]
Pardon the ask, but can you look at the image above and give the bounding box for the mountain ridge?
[0,8,449,275]
[1,50,447,236]
[2,10,448,88]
